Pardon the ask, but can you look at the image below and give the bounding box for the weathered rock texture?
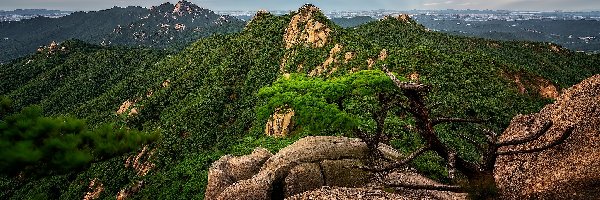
[125,145,155,176]
[385,172,468,200]
[310,44,342,76]
[265,107,295,137]
[286,186,410,200]
[495,74,600,199]
[117,146,156,200]
[367,49,388,69]
[116,180,144,200]
[284,163,324,197]
[206,136,467,200]
[382,14,414,24]
[205,148,273,200]
[283,4,331,49]
[288,185,467,200]
[83,178,104,200]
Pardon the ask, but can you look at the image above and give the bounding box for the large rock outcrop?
[495,75,600,199]
[283,4,332,49]
[264,107,295,137]
[205,148,273,200]
[206,136,467,200]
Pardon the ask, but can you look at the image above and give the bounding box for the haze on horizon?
[0,0,599,12]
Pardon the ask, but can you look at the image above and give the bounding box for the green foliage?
[0,2,245,63]
[257,71,404,135]
[0,7,598,199]
[0,40,166,121]
[0,96,12,118]
[0,103,158,176]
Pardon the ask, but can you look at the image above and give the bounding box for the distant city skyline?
[0,0,599,12]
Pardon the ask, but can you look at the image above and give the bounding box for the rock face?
[83,178,104,200]
[382,14,414,24]
[495,75,600,199]
[309,44,343,76]
[125,146,155,176]
[286,186,410,200]
[284,4,332,49]
[265,107,295,137]
[205,148,273,200]
[321,159,370,188]
[287,185,467,200]
[384,172,468,200]
[205,136,467,200]
[397,14,413,23]
[284,163,324,197]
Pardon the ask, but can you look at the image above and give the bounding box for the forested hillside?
[1,4,599,199]
[0,0,244,63]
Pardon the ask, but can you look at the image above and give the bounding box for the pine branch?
[382,65,431,92]
[366,145,430,172]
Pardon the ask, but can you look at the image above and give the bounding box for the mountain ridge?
[0,4,599,199]
[0,0,244,63]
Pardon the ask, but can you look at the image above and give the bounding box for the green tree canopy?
[0,97,158,176]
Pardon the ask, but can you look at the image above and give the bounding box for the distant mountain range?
[313,14,600,53]
[0,0,244,63]
[2,3,599,63]
[413,15,600,53]
[0,9,72,22]
[220,9,600,53]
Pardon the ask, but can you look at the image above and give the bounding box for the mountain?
[415,16,600,52]
[0,0,244,63]
[1,4,599,199]
[0,9,72,22]
[331,16,376,28]
[103,1,243,49]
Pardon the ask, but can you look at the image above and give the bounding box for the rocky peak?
[284,4,332,49]
[245,10,274,29]
[253,9,271,20]
[382,14,415,24]
[173,0,202,16]
[397,14,413,23]
[297,4,321,16]
[151,2,175,13]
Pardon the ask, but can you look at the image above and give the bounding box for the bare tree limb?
[382,65,431,92]
[497,126,574,156]
[387,182,466,193]
[447,151,457,180]
[432,117,485,126]
[496,121,552,147]
[368,145,430,172]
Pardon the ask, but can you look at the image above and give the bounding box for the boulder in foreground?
[495,74,600,199]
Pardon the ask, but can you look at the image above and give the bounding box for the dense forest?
[0,1,244,63]
[1,3,599,199]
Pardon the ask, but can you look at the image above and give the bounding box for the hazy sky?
[1,0,599,12]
